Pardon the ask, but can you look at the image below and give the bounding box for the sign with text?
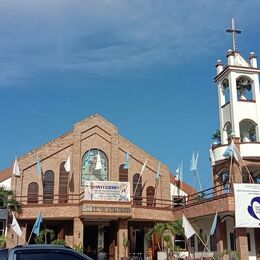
[82,205,132,213]
[234,183,260,228]
[84,181,130,202]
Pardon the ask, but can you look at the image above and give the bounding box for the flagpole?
[240,159,254,183]
[228,155,233,184]
[27,213,42,244]
[133,158,147,196]
[196,168,203,192]
[183,215,215,260]
[193,230,215,260]
[133,175,141,197]
[27,223,35,244]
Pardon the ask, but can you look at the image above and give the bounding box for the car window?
[51,252,85,260]
[15,252,51,260]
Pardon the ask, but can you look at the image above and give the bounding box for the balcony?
[213,142,260,162]
[14,184,234,222]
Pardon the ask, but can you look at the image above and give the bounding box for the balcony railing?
[15,184,233,211]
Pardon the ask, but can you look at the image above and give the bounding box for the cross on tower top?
[226,17,242,51]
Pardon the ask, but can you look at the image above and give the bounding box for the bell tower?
[211,19,260,260]
[211,18,260,186]
[215,18,260,145]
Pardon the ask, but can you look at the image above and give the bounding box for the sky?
[1,0,260,190]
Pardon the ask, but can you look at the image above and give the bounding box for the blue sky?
[1,0,260,190]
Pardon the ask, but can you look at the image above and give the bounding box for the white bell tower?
[214,18,260,144]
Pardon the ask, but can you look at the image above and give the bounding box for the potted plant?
[147,223,168,260]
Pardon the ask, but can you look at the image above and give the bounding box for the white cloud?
[0,0,260,86]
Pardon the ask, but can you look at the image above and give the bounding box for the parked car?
[0,244,93,260]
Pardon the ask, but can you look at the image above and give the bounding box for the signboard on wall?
[84,181,130,202]
[234,183,260,228]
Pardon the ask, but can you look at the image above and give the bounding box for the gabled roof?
[0,167,12,182]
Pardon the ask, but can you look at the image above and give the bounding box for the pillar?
[216,220,228,258]
[254,229,260,257]
[117,219,128,259]
[235,228,249,260]
[73,217,83,248]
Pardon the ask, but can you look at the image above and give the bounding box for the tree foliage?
[0,186,22,213]
[211,129,221,144]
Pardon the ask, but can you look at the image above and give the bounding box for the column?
[73,217,83,248]
[117,219,128,259]
[216,220,228,259]
[235,228,249,260]
[254,229,260,258]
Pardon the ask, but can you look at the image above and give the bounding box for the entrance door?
[84,225,98,259]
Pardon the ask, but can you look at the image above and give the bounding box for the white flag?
[175,167,180,181]
[95,151,102,170]
[64,155,71,172]
[12,157,20,176]
[11,212,22,237]
[182,214,196,239]
[140,158,148,176]
[209,147,215,166]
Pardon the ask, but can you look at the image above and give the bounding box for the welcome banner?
[84,181,130,202]
[234,183,260,228]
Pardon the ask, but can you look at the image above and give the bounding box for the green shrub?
[51,239,66,245]
[73,243,84,253]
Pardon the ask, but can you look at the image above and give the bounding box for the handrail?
[14,183,233,210]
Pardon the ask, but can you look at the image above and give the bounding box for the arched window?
[119,164,128,182]
[146,186,155,206]
[27,182,39,204]
[81,149,109,185]
[239,119,257,142]
[133,173,142,205]
[59,162,69,203]
[236,77,253,101]
[43,170,54,204]
[222,79,230,104]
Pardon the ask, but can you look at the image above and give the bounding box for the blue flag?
[210,212,218,235]
[223,141,242,162]
[33,211,43,236]
[223,144,233,158]
[36,156,42,176]
[123,151,129,169]
[190,152,198,171]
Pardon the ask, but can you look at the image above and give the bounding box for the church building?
[1,114,193,259]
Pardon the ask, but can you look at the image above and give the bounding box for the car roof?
[7,245,93,260]
[13,244,70,249]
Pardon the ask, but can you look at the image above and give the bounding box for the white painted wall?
[170,183,187,197]
[213,143,260,162]
[216,52,260,144]
[0,177,11,189]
